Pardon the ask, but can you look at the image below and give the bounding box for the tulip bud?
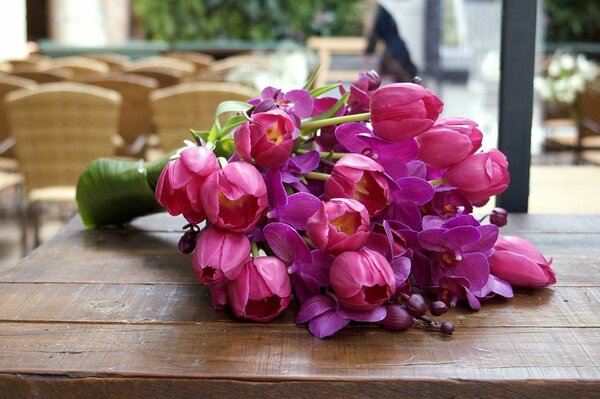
[227,257,292,322]
[382,304,414,331]
[329,248,396,310]
[490,235,556,287]
[365,70,381,91]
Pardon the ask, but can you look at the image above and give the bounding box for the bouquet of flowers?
[77,70,556,338]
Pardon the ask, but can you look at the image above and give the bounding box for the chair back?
[47,57,110,80]
[151,82,257,152]
[85,74,158,145]
[5,82,121,191]
[163,52,213,73]
[578,80,600,141]
[82,53,130,72]
[124,66,185,88]
[10,69,72,83]
[0,75,37,158]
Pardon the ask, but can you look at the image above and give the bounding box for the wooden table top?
[1,213,599,398]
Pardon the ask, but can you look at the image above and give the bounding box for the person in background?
[364,0,418,82]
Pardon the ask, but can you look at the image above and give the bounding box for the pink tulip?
[155,146,219,223]
[234,109,299,168]
[443,149,510,202]
[192,226,250,285]
[227,256,293,322]
[370,83,443,142]
[209,281,229,310]
[416,117,483,169]
[324,154,390,216]
[490,235,556,287]
[200,161,268,233]
[329,248,396,310]
[306,198,370,255]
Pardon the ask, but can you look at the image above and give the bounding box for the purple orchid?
[263,222,332,303]
[253,86,314,120]
[428,186,473,219]
[266,169,321,230]
[296,293,386,338]
[417,215,499,308]
[335,122,418,180]
[278,150,320,192]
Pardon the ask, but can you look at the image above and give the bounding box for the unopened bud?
[440,321,455,335]
[178,229,198,254]
[489,207,508,227]
[429,301,448,316]
[406,294,427,317]
[365,70,381,91]
[382,304,414,331]
[254,98,276,114]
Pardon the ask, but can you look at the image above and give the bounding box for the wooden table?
[1,213,599,398]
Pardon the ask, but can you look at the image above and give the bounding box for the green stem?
[296,149,347,160]
[304,172,331,181]
[300,112,370,131]
[251,241,260,259]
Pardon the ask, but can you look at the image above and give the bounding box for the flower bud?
[429,301,448,316]
[440,321,456,335]
[489,207,508,227]
[178,229,198,254]
[365,70,381,90]
[382,304,414,331]
[405,294,427,317]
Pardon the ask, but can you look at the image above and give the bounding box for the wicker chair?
[163,52,214,74]
[82,53,130,72]
[85,74,158,158]
[46,57,110,80]
[5,82,121,249]
[150,82,257,152]
[124,66,185,88]
[10,69,72,83]
[0,75,37,165]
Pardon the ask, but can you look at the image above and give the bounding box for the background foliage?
[544,0,600,43]
[134,0,365,44]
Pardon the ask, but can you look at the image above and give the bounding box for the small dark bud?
[178,229,198,254]
[489,207,508,227]
[382,304,414,331]
[429,301,448,316]
[365,70,381,91]
[406,294,427,317]
[440,322,456,335]
[254,98,276,113]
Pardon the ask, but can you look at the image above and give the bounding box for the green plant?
[134,0,364,45]
[544,0,600,43]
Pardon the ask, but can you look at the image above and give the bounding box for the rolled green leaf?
[76,154,172,228]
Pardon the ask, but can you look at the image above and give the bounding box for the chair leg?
[18,186,29,256]
[32,202,41,249]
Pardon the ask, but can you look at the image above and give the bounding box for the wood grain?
[0,213,599,398]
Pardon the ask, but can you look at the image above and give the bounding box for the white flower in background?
[535,51,598,106]
[225,42,317,92]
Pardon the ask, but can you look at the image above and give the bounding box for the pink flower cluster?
[155,73,555,338]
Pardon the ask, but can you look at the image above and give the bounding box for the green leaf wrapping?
[76,154,172,228]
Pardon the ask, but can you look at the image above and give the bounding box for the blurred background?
[0,0,599,265]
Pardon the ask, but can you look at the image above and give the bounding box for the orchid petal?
[394,177,435,204]
[337,305,387,322]
[263,222,312,264]
[277,192,321,230]
[308,310,350,338]
[296,294,335,323]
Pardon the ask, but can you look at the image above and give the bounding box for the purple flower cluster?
[156,71,555,338]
